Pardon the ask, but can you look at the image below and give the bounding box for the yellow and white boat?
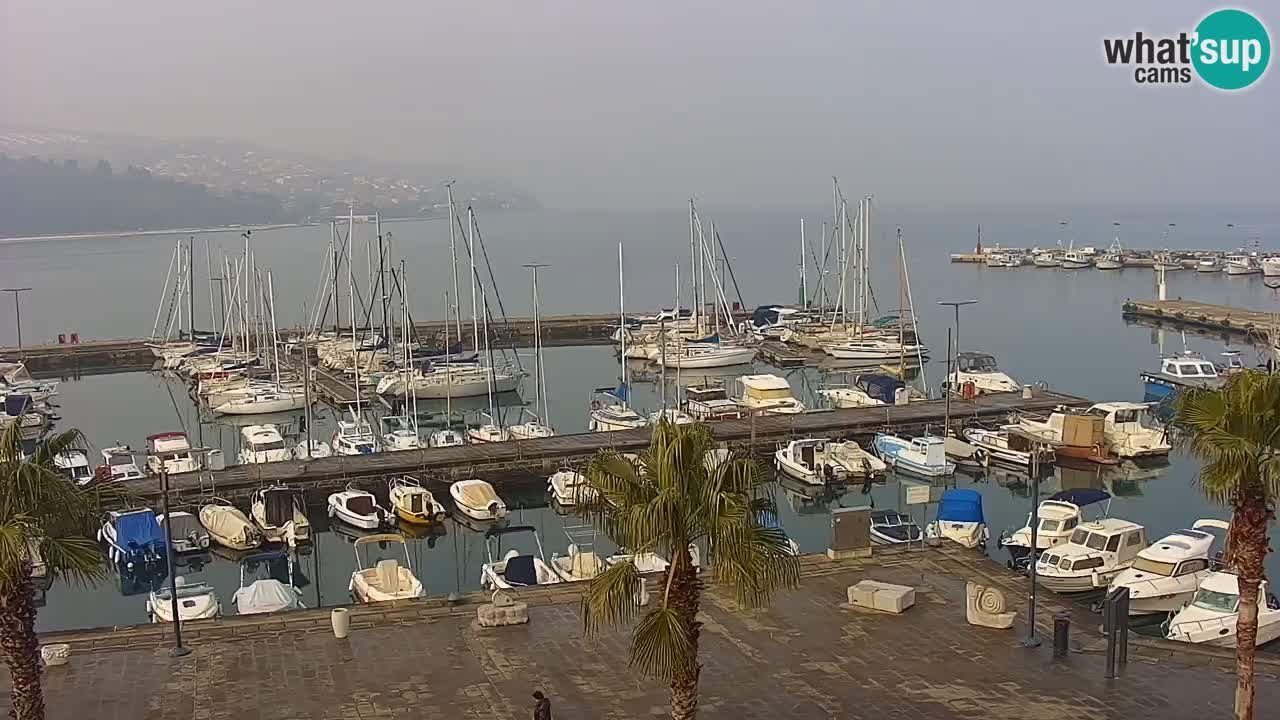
[388,476,447,525]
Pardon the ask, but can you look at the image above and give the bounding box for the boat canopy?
[1049,488,1111,508]
[117,511,166,550]
[457,481,501,508]
[262,488,303,526]
[957,352,998,372]
[689,334,720,344]
[485,524,538,538]
[937,489,984,523]
[858,374,904,403]
[4,394,32,416]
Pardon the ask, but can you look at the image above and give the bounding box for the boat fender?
[860,476,873,495]
[974,448,989,467]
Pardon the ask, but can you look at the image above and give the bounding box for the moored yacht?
[332,413,378,455]
[1032,251,1062,268]
[588,387,648,431]
[818,374,902,408]
[872,433,954,477]
[998,488,1110,569]
[1263,256,1280,277]
[1196,255,1223,273]
[947,351,1020,395]
[53,449,94,485]
[924,489,988,549]
[327,485,391,530]
[1060,251,1092,269]
[774,438,885,485]
[1108,520,1229,615]
[239,424,292,464]
[1034,518,1147,593]
[962,426,1056,468]
[734,374,806,415]
[480,525,565,590]
[1165,572,1280,647]
[1140,352,1223,400]
[100,446,145,482]
[1224,252,1261,276]
[1085,402,1170,459]
[250,486,310,546]
[145,432,200,475]
[683,382,746,420]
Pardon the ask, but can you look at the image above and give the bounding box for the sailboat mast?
[800,218,807,307]
[348,214,361,422]
[467,207,479,354]
[533,265,549,421]
[446,183,463,341]
[864,196,873,326]
[688,200,698,335]
[619,242,629,409]
[267,271,282,389]
[331,221,341,334]
[187,235,196,339]
[443,290,453,430]
[402,261,419,436]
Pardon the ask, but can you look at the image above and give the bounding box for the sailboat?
[509,263,556,440]
[211,271,306,415]
[381,262,424,451]
[590,243,647,432]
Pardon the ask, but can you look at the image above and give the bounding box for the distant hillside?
[0,154,292,237]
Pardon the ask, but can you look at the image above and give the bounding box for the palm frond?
[629,606,695,680]
[708,523,801,607]
[582,561,644,635]
[39,536,109,587]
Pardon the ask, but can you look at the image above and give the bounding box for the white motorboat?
[380,416,424,451]
[145,431,200,475]
[480,525,566,590]
[238,424,292,464]
[947,352,1020,395]
[1196,256,1223,273]
[428,428,465,448]
[1094,237,1125,270]
[1165,571,1280,648]
[388,476,447,526]
[332,414,379,456]
[349,534,425,603]
[774,438,885,485]
[53,449,94,485]
[328,485,391,530]
[655,340,756,368]
[250,486,311,546]
[0,394,47,441]
[449,478,508,522]
[588,388,648,431]
[1224,253,1261,275]
[199,498,262,551]
[548,468,598,506]
[961,426,1056,468]
[213,389,307,416]
[870,510,923,545]
[985,252,1012,268]
[683,382,746,420]
[1153,251,1183,271]
[1109,520,1230,615]
[99,508,166,568]
[817,374,903,409]
[293,439,332,459]
[1032,252,1062,268]
[1060,251,1092,269]
[1085,402,1170,459]
[550,538,608,583]
[924,489,988,549]
[734,374,806,415]
[1263,256,1280,277]
[1034,518,1147,593]
[822,339,927,362]
[1140,352,1223,402]
[998,488,1111,569]
[233,551,303,615]
[158,511,211,553]
[605,551,670,574]
[872,433,955,477]
[100,446,145,482]
[147,577,221,623]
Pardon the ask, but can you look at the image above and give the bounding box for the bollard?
[1052,611,1070,658]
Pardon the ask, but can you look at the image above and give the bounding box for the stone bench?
[847,580,916,614]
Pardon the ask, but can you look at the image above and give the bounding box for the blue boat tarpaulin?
[937,489,984,523]
[116,511,165,550]
[1050,488,1111,508]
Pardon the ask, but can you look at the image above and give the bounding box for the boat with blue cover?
[925,488,989,549]
[998,488,1112,570]
[99,508,167,569]
[872,433,955,477]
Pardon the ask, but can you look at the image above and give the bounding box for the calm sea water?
[4,208,1279,632]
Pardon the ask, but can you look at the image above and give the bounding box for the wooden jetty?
[757,340,807,367]
[1122,299,1279,338]
[123,389,1090,504]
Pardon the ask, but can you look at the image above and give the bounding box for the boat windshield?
[1131,557,1177,576]
[1070,529,1109,550]
[1192,588,1239,613]
[108,454,133,467]
[1039,517,1077,533]
[747,388,794,400]
[251,440,286,451]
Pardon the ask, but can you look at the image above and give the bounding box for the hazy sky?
[2,1,1276,209]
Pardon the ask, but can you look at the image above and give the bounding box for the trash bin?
[1053,611,1071,658]
[206,449,225,471]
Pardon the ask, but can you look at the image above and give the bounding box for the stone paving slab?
[13,547,1280,719]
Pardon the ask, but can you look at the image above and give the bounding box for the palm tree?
[579,421,800,720]
[0,424,119,720]
[1174,370,1280,720]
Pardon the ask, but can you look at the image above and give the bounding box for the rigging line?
[712,226,747,318]
[454,210,524,372]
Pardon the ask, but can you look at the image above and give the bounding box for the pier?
[1122,298,1279,338]
[123,389,1088,504]
[33,544,1277,720]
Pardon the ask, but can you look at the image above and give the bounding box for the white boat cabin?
[734,374,804,414]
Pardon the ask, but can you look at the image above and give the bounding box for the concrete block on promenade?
[477,591,529,627]
[965,581,1016,629]
[847,580,915,614]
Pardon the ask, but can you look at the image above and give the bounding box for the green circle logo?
[1193,9,1270,90]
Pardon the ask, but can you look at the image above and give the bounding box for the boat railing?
[1162,613,1234,637]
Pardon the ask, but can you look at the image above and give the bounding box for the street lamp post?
[3,287,32,354]
[937,300,978,398]
[159,469,191,657]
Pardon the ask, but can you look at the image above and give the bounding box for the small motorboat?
[962,426,1056,468]
[199,498,263,551]
[774,438,885,485]
[349,534,425,602]
[998,488,1112,569]
[733,374,806,415]
[233,551,303,615]
[145,431,200,475]
[293,439,332,459]
[1032,252,1062,268]
[1196,256,1223,273]
[99,508,166,569]
[53,449,94,485]
[548,468,598,506]
[100,446,145,482]
[873,433,955,477]
[251,486,311,546]
[1109,519,1230,615]
[605,551,671,574]
[213,389,307,415]
[388,476,447,525]
[549,527,607,582]
[1085,402,1171,459]
[925,488,989,549]
[1034,518,1148,593]
[449,478,508,522]
[1165,572,1280,648]
[238,424,292,464]
[332,413,379,456]
[817,374,902,409]
[1140,352,1223,401]
[428,428,466,448]
[147,576,221,623]
[1060,251,1093,270]
[758,510,801,556]
[1012,408,1121,466]
[588,387,649,431]
[328,485,391,530]
[158,511,211,553]
[947,352,1020,395]
[480,525,565,590]
[869,510,923,545]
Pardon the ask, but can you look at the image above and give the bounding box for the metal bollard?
[1052,611,1070,658]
